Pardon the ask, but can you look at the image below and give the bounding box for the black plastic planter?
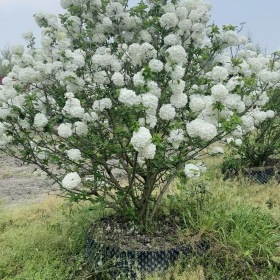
[242,166,276,184]
[86,226,209,279]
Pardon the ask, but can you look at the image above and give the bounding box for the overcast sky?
[1,0,280,54]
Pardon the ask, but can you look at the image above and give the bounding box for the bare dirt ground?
[0,152,59,208]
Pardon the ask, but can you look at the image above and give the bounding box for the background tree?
[0,47,12,80]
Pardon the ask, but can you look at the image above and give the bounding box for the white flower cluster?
[159,104,176,120]
[118,88,141,106]
[0,122,12,146]
[74,121,88,136]
[111,72,125,87]
[62,172,81,189]
[166,45,187,65]
[149,59,164,73]
[66,149,82,161]
[184,164,200,179]
[210,146,224,155]
[189,95,206,113]
[186,119,217,141]
[92,98,112,112]
[211,84,228,102]
[57,123,72,138]
[159,12,179,30]
[33,113,48,128]
[130,127,156,162]
[226,137,242,146]
[63,94,85,118]
[167,129,184,148]
[1,59,9,67]
[211,66,228,82]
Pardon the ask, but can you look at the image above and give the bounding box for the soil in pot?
[86,214,209,279]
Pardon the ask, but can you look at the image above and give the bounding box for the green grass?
[147,162,280,279]
[1,162,280,279]
[0,197,102,280]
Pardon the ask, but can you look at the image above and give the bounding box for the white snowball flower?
[65,92,75,98]
[133,72,145,87]
[141,93,158,110]
[266,110,275,118]
[130,127,152,152]
[93,71,109,84]
[1,59,9,67]
[222,30,239,46]
[184,164,200,179]
[63,97,85,118]
[36,150,47,160]
[118,88,141,106]
[159,12,179,29]
[66,149,82,161]
[224,94,242,110]
[167,129,184,148]
[106,2,124,18]
[92,98,112,111]
[33,113,48,128]
[83,112,98,123]
[0,104,11,119]
[60,0,72,9]
[211,84,229,102]
[0,133,12,146]
[147,81,161,98]
[211,66,228,82]
[140,43,157,60]
[0,123,6,135]
[141,143,156,159]
[163,2,175,13]
[178,19,192,32]
[74,121,88,136]
[169,79,185,94]
[148,59,164,73]
[226,77,242,91]
[197,161,207,173]
[235,139,242,146]
[189,96,206,113]
[250,109,267,126]
[170,93,188,108]
[62,172,81,190]
[159,104,176,120]
[170,65,185,80]
[176,6,188,19]
[140,30,152,42]
[186,119,217,141]
[111,72,125,87]
[258,92,270,107]
[248,57,264,73]
[164,34,180,46]
[241,115,255,132]
[11,44,24,56]
[211,146,224,155]
[226,137,234,144]
[166,45,187,65]
[128,43,142,66]
[18,67,41,83]
[57,123,73,138]
[258,69,280,84]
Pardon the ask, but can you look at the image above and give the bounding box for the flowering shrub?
[221,83,280,172]
[0,47,12,80]
[0,0,279,228]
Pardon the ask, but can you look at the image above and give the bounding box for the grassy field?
[0,161,280,279]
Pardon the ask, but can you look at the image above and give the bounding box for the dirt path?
[0,152,58,207]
